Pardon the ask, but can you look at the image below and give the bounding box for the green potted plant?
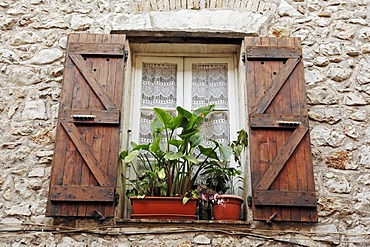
[120,104,237,219]
[199,129,248,220]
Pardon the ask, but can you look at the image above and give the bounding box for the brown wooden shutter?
[245,37,318,222]
[46,33,126,218]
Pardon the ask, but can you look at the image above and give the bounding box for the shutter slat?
[246,37,318,223]
[49,186,114,202]
[61,109,120,124]
[69,43,125,55]
[246,47,301,59]
[254,190,317,207]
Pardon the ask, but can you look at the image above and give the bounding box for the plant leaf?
[124,150,140,163]
[154,108,173,128]
[157,168,166,179]
[183,155,199,164]
[182,197,190,204]
[164,151,182,160]
[189,133,202,147]
[219,145,233,161]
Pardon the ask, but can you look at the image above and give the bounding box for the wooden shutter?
[245,37,318,222]
[46,33,126,218]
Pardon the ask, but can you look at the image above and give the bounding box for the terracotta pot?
[130,196,197,220]
[212,195,244,220]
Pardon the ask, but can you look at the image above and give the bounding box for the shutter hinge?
[247,196,252,207]
[242,52,246,63]
[115,193,120,205]
[124,50,129,62]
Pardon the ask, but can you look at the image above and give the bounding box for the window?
[131,56,238,149]
[46,33,318,223]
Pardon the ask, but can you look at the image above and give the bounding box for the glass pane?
[141,63,177,108]
[191,63,228,109]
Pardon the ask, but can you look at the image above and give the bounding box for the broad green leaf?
[169,115,183,130]
[219,145,233,161]
[193,104,215,117]
[150,117,164,132]
[169,139,184,148]
[119,150,128,160]
[199,145,219,160]
[124,150,140,163]
[182,197,190,204]
[179,129,199,139]
[164,151,182,160]
[157,168,166,179]
[150,135,161,153]
[154,107,173,127]
[189,133,202,147]
[131,143,150,151]
[183,155,199,164]
[176,106,193,120]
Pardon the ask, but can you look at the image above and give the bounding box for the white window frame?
[121,43,249,220]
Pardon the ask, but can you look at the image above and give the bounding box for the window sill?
[116,219,250,227]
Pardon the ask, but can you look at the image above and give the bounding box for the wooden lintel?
[111,30,255,44]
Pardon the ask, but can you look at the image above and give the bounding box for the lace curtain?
[139,62,229,147]
[192,63,229,146]
[141,63,177,108]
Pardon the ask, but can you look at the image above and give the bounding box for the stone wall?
[0,0,369,246]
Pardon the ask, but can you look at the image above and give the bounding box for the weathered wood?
[249,114,306,128]
[46,33,126,218]
[111,30,254,44]
[61,122,112,187]
[255,124,308,191]
[253,57,301,114]
[61,109,120,124]
[254,190,317,207]
[246,47,301,59]
[246,37,318,222]
[69,43,125,55]
[49,186,115,202]
[69,53,118,110]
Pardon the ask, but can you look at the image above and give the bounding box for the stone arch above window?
[130,0,280,14]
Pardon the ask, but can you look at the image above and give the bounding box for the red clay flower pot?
[213,195,244,220]
[130,196,197,220]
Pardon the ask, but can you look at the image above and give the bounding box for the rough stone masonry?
[0,0,369,246]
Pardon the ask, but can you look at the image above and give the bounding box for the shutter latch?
[278,121,301,126]
[72,114,96,120]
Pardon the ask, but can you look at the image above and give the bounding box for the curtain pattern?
[139,62,229,148]
[192,63,229,147]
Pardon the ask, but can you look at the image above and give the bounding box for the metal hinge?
[124,50,129,62]
[115,194,120,205]
[247,196,252,207]
[242,52,246,63]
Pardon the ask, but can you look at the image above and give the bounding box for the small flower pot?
[213,195,244,220]
[130,196,197,220]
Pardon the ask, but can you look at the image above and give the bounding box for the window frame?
[121,42,249,220]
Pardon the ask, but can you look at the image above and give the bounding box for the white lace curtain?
[139,62,229,147]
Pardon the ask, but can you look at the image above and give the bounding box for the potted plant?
[120,104,238,219]
[200,129,248,220]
